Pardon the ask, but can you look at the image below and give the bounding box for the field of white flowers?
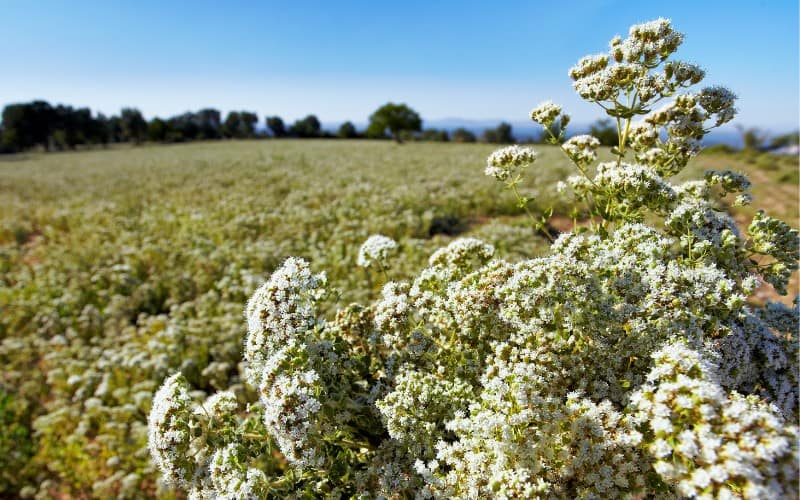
[1,19,799,499]
[0,139,571,497]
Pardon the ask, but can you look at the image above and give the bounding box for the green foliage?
[147,118,170,142]
[223,111,259,139]
[265,116,287,138]
[419,129,449,142]
[702,143,736,154]
[1,101,57,151]
[737,125,768,150]
[0,389,35,494]
[769,130,800,150]
[588,118,618,146]
[481,121,514,144]
[451,127,476,143]
[120,108,148,144]
[289,115,322,138]
[366,102,422,142]
[336,121,359,139]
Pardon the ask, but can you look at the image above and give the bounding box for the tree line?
[0,100,532,153]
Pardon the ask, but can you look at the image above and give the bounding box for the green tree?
[769,131,800,150]
[223,111,258,139]
[451,127,477,143]
[147,118,171,142]
[222,112,241,138]
[195,109,222,140]
[1,101,56,151]
[239,112,258,138]
[89,113,111,146]
[168,113,199,141]
[266,116,287,137]
[120,108,147,144]
[736,125,767,150]
[366,103,422,143]
[51,105,99,150]
[106,115,124,143]
[290,115,321,138]
[337,121,359,139]
[481,122,514,144]
[420,129,449,142]
[588,119,618,146]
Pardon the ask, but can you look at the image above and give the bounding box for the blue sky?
[3,0,798,131]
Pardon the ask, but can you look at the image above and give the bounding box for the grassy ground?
[0,139,796,497]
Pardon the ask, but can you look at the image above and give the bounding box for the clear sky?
[3,0,798,131]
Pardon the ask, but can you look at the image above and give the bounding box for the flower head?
[357,234,398,268]
[485,145,537,181]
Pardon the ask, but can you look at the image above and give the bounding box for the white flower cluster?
[148,373,195,488]
[698,85,738,126]
[244,256,326,376]
[630,341,798,498]
[569,161,676,217]
[484,145,537,181]
[705,169,752,195]
[260,367,324,467]
[664,60,705,86]
[207,444,269,499]
[561,134,600,168]
[529,100,562,126]
[356,234,398,268]
[610,17,684,65]
[374,281,410,334]
[572,62,646,102]
[747,211,800,294]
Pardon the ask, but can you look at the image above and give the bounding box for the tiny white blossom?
[357,234,398,268]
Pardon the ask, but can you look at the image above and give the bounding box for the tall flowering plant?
[149,19,798,499]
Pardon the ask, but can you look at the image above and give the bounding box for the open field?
[0,139,797,497]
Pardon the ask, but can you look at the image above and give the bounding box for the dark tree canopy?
[0,99,440,151]
[337,121,359,139]
[769,131,800,150]
[290,115,322,138]
[266,116,287,137]
[420,129,449,142]
[481,122,514,144]
[451,127,477,143]
[147,118,170,142]
[1,101,266,151]
[2,101,111,151]
[366,102,422,142]
[589,119,619,147]
[2,101,56,150]
[120,108,147,144]
[223,111,258,139]
[195,109,222,140]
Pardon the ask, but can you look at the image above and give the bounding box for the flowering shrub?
[146,18,799,499]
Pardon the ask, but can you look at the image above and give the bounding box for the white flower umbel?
[484,145,537,181]
[260,368,324,468]
[630,341,799,499]
[148,373,197,488]
[244,257,326,382]
[208,444,269,499]
[529,100,563,126]
[356,234,398,268]
[561,134,600,169]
